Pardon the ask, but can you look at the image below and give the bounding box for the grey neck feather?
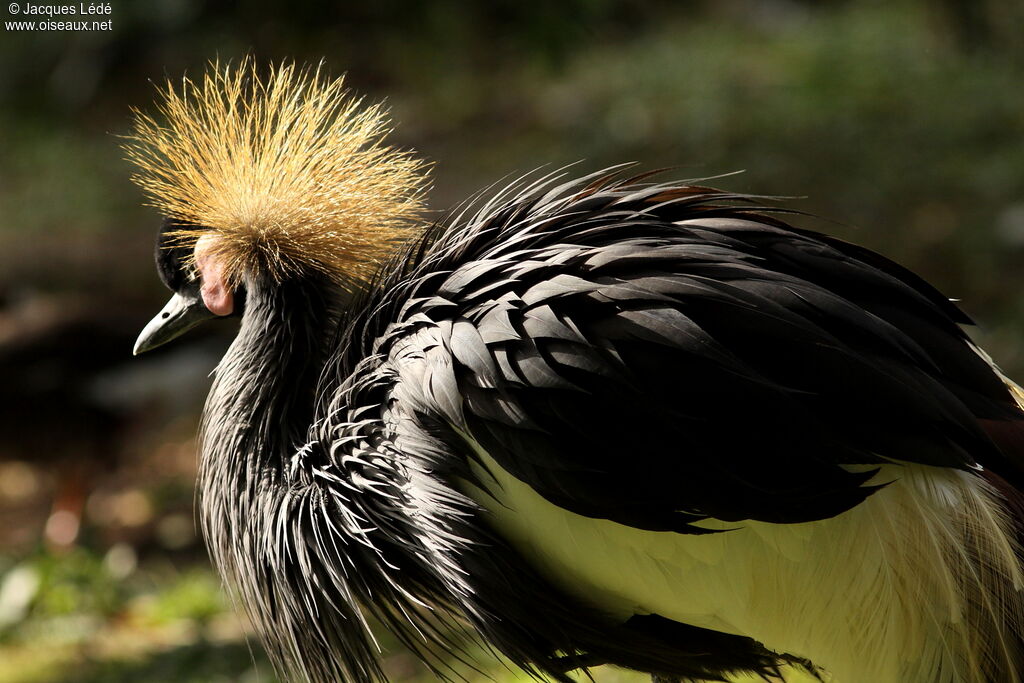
[194,275,466,682]
[196,275,370,680]
[198,276,332,522]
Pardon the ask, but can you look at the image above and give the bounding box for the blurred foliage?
[0,549,279,683]
[1,0,1023,680]
[17,549,123,621]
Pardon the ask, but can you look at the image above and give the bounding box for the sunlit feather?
[123,58,429,291]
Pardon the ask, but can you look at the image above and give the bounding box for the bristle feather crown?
[124,59,429,290]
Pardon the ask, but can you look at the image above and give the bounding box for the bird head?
[128,60,428,355]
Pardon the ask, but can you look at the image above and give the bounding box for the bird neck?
[197,274,339,539]
[194,273,462,682]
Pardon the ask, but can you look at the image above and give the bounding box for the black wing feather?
[396,190,1022,532]
[318,173,1024,681]
[337,175,1024,534]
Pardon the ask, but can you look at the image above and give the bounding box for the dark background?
[1,1,1023,680]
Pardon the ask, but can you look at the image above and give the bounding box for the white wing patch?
[459,440,1024,683]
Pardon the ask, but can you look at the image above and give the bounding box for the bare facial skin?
[195,235,234,316]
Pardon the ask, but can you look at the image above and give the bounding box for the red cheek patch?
[194,237,235,316]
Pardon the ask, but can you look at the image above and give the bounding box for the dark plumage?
[131,65,1024,683]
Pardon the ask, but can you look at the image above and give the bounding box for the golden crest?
[124,59,429,290]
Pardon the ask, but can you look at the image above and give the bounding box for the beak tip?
[134,291,215,357]
[132,330,151,356]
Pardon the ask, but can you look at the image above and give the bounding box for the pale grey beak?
[134,291,216,355]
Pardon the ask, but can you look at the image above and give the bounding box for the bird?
[127,60,1024,683]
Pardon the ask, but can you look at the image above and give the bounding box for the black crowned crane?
[127,62,1024,683]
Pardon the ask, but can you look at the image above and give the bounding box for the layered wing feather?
[340,173,1024,535]
[303,170,1024,681]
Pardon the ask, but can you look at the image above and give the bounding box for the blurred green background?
[1,0,1022,681]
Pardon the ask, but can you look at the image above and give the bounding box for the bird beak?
[133,291,216,355]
